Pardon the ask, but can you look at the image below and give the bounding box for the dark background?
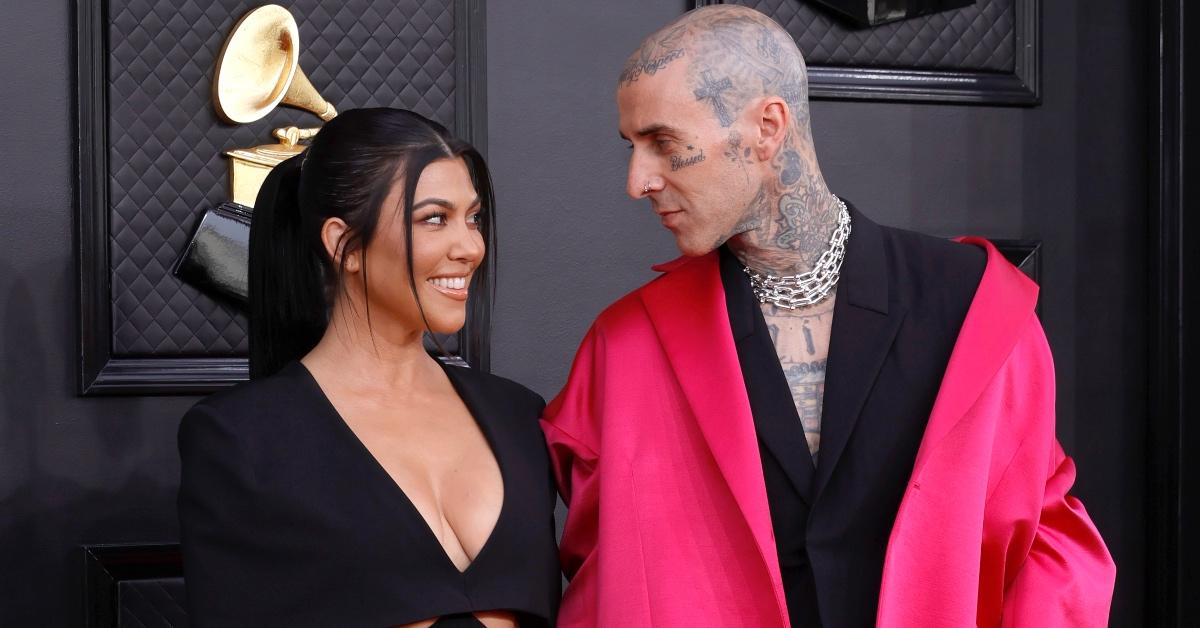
[0,0,1175,625]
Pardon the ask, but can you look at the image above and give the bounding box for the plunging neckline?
[296,359,508,576]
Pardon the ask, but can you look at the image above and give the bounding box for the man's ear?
[753,97,790,161]
[320,217,360,273]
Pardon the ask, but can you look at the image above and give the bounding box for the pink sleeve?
[541,420,599,581]
[1001,444,1115,627]
[1000,322,1116,627]
[540,327,606,626]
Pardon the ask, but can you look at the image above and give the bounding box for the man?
[542,5,1115,628]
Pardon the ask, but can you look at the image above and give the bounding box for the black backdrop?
[0,0,1193,626]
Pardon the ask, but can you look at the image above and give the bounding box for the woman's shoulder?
[441,360,546,412]
[182,361,314,435]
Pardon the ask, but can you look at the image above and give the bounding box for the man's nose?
[626,150,657,200]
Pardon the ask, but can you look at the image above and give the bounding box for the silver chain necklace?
[743,196,851,309]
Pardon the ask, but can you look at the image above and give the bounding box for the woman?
[178,108,560,627]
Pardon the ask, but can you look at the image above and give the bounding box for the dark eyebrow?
[619,123,683,142]
[412,196,482,212]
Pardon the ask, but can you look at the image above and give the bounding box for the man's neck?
[726,135,839,276]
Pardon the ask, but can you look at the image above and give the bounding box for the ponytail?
[248,154,326,379]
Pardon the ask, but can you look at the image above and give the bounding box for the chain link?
[743,197,851,309]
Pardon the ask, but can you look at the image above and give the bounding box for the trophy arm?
[272,126,321,147]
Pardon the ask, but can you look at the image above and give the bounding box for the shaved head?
[616,5,836,269]
[619,5,812,138]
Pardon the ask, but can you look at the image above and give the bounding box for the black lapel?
[720,247,817,505]
[813,203,906,499]
[437,360,514,468]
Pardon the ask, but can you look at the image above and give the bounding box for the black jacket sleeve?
[177,402,262,627]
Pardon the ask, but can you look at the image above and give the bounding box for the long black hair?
[248,108,495,379]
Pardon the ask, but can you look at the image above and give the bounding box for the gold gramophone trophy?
[172,5,339,305]
[213,4,337,206]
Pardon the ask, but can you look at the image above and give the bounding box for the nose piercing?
[643,182,652,194]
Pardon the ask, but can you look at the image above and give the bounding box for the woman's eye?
[468,212,483,226]
[422,213,446,226]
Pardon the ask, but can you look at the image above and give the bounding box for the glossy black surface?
[173,202,252,306]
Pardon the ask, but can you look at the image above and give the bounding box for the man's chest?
[759,297,835,458]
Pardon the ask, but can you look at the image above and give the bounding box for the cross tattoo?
[693,70,735,127]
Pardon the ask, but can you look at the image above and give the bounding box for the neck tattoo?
[743,196,850,309]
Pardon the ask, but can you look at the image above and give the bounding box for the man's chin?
[673,233,721,257]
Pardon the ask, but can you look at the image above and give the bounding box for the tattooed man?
[542,6,1114,627]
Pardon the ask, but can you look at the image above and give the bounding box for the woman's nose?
[449,219,485,262]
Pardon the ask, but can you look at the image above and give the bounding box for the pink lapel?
[877,238,1041,626]
[911,237,1039,480]
[639,252,788,625]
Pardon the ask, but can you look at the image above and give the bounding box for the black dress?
[177,360,561,627]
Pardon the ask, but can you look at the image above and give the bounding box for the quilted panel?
[733,0,1015,71]
[117,578,188,627]
[107,0,457,356]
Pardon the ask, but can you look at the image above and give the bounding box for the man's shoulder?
[878,223,989,294]
[592,253,714,331]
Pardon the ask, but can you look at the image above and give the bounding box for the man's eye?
[654,139,673,151]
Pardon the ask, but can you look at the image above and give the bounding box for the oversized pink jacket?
[541,239,1115,627]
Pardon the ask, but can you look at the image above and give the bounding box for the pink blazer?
[542,239,1115,627]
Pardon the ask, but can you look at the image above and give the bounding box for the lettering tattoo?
[619,23,688,86]
[670,148,706,171]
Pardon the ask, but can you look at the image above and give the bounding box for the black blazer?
[722,202,986,627]
[178,360,561,628]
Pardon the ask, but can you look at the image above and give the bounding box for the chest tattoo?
[762,298,834,461]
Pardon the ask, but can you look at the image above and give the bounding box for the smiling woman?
[177,108,561,628]
[248,108,496,378]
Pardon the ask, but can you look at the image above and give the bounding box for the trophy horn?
[212,4,336,124]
